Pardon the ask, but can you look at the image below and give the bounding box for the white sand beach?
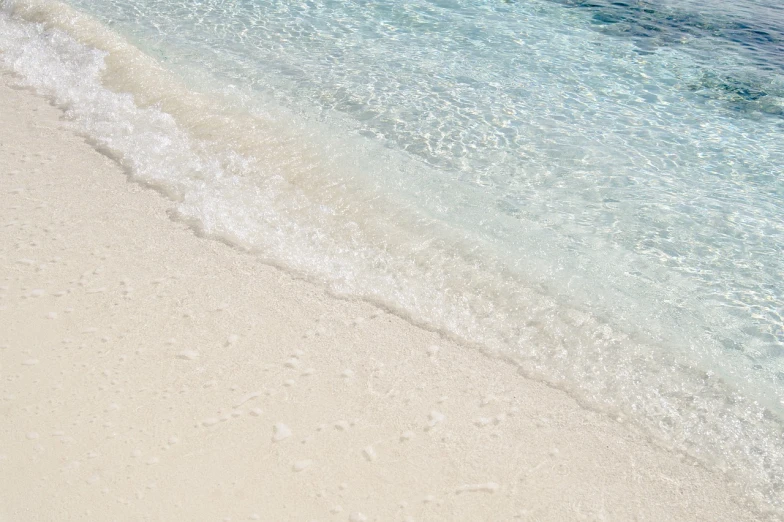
[0,72,763,521]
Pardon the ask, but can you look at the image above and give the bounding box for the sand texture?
[0,73,761,521]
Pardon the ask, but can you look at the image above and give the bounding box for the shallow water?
[1,0,782,514]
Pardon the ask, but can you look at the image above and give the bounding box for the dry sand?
[0,72,761,521]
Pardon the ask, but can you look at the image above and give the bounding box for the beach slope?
[0,73,759,521]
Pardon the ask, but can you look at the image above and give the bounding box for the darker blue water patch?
[551,0,784,67]
[687,71,784,117]
[550,0,784,117]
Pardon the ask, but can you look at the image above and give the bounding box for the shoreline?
[0,72,764,521]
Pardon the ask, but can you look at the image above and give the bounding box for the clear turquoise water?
[1,0,782,514]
